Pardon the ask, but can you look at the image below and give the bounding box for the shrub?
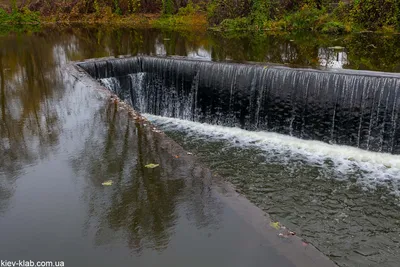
[0,8,9,24]
[333,1,352,22]
[283,4,325,31]
[177,1,199,16]
[162,0,175,15]
[207,0,251,26]
[351,0,399,30]
[219,17,250,31]
[250,0,271,28]
[321,20,346,34]
[0,7,40,25]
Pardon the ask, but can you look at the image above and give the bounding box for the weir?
[78,56,400,154]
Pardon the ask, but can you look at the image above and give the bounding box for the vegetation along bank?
[1,0,400,34]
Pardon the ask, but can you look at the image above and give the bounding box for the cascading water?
[79,56,400,154]
[78,56,400,267]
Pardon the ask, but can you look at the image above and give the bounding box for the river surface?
[1,24,400,267]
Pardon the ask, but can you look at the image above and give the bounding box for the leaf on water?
[270,221,280,230]
[102,180,113,186]
[145,163,160,169]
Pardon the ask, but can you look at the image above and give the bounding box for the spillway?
[78,55,400,267]
[79,56,400,154]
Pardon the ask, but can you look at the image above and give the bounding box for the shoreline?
[1,12,399,35]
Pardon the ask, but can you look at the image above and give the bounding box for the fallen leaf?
[102,180,113,186]
[145,163,159,169]
[270,221,280,230]
[174,155,180,159]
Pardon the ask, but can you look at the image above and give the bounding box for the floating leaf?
[145,163,160,169]
[102,180,113,186]
[270,221,280,230]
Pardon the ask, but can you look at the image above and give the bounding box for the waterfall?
[78,56,400,154]
[100,77,120,93]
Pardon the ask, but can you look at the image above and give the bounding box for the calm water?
[1,24,400,266]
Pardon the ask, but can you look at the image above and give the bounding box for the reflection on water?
[1,24,400,266]
[0,25,397,71]
[70,102,221,253]
[1,47,296,265]
[0,32,64,213]
[319,47,349,69]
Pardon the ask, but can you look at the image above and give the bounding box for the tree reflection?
[0,32,63,213]
[71,101,221,252]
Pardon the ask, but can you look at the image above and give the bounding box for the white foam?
[144,114,400,194]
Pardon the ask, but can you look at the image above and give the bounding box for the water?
[1,26,330,267]
[1,24,400,267]
[143,116,400,267]
[87,56,400,154]
[79,55,400,266]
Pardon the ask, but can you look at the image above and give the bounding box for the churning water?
[80,56,400,266]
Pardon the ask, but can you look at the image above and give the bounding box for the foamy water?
[145,114,400,195]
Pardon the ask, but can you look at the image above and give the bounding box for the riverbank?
[1,1,400,34]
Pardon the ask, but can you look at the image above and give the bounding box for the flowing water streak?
[145,114,400,195]
[79,56,400,154]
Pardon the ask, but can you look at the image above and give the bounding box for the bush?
[321,20,346,34]
[207,0,251,26]
[219,17,250,31]
[0,7,40,25]
[250,0,271,28]
[351,0,399,30]
[177,1,199,16]
[0,8,9,24]
[332,0,352,22]
[283,4,325,31]
[162,0,175,15]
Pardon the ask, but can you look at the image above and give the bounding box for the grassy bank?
[1,1,400,34]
